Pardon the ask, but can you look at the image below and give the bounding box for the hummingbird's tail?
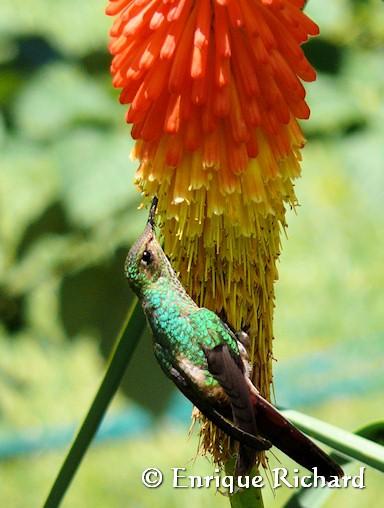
[202,343,342,479]
[252,395,343,480]
[235,444,256,477]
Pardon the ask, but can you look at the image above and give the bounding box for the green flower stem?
[43,298,145,508]
[281,409,384,472]
[225,459,264,508]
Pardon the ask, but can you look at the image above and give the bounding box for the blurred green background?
[0,0,383,506]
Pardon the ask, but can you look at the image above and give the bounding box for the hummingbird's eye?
[141,250,152,266]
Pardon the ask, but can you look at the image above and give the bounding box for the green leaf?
[14,63,119,141]
[0,0,110,56]
[284,420,384,508]
[43,298,147,507]
[0,138,58,260]
[281,409,384,473]
[357,421,384,445]
[305,0,353,39]
[305,73,363,135]
[54,128,139,228]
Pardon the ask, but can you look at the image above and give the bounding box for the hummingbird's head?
[124,197,170,295]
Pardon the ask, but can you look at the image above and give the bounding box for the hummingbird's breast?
[142,283,242,403]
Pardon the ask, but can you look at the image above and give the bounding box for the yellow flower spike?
[107,0,318,467]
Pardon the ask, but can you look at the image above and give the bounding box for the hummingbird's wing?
[203,344,260,437]
[203,343,263,474]
[204,344,343,480]
[167,364,271,452]
[153,339,270,451]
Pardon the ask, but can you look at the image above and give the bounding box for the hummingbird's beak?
[147,196,158,230]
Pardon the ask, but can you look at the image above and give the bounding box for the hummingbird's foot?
[236,330,250,349]
[235,330,252,378]
[216,485,242,497]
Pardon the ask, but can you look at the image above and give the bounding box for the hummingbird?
[125,197,343,479]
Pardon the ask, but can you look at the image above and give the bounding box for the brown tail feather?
[253,396,343,480]
[236,444,257,477]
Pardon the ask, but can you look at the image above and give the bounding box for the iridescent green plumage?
[125,210,240,394]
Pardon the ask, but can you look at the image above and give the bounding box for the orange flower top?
[106,0,318,186]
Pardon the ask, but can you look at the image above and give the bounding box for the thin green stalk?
[284,421,384,508]
[281,409,384,473]
[43,298,146,508]
[225,459,264,508]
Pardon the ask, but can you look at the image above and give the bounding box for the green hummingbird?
[125,197,343,479]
